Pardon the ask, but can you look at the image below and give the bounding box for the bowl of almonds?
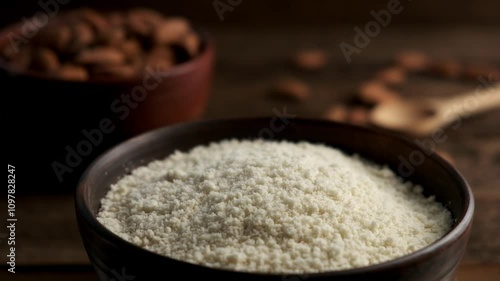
[0,7,214,137]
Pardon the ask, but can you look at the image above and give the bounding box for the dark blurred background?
[1,1,500,280]
[2,0,500,26]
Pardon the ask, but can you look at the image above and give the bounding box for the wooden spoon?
[370,84,500,136]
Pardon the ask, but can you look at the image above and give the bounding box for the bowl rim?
[0,21,215,86]
[75,118,474,277]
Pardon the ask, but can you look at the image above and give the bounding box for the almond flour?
[97,139,452,273]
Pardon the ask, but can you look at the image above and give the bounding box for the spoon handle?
[440,84,500,121]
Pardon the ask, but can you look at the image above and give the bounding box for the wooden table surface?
[1,26,499,280]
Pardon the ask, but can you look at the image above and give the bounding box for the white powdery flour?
[97,139,452,273]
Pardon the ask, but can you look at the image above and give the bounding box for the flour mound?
[97,139,451,273]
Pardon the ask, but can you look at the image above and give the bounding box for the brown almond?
[183,32,200,57]
[324,105,349,122]
[55,64,89,81]
[348,107,370,126]
[37,24,72,51]
[153,17,191,45]
[428,60,462,79]
[375,67,406,85]
[109,12,125,27]
[358,81,400,104]
[81,8,110,33]
[292,48,328,70]
[54,25,73,51]
[101,27,126,46]
[75,47,125,65]
[146,47,175,71]
[127,12,155,37]
[129,58,144,71]
[396,50,430,71]
[91,64,137,78]
[69,22,95,51]
[120,40,142,61]
[31,48,60,71]
[270,78,311,101]
[149,46,174,60]
[129,8,164,25]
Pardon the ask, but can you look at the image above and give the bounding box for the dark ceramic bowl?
[76,118,474,281]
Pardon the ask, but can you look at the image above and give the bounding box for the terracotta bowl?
[0,24,214,191]
[76,118,474,281]
[0,24,214,135]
